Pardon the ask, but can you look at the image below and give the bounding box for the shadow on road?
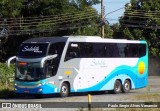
[3,90,138,100]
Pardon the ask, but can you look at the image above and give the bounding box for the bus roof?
[23,37,68,43]
[23,36,147,44]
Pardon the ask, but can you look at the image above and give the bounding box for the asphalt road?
[0,76,160,111]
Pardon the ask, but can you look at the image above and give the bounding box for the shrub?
[0,63,15,88]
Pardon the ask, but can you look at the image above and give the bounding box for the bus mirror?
[7,56,16,68]
[41,54,58,68]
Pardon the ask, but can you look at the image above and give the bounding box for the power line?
[121,24,160,29]
[0,10,97,30]
[0,15,95,28]
[104,7,125,18]
[0,10,97,35]
[7,21,98,36]
[125,9,160,13]
[0,10,97,23]
[105,1,129,4]
[0,8,99,36]
[124,9,160,18]
[0,8,96,20]
[0,13,97,28]
[0,11,97,36]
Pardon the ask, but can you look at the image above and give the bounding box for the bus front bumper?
[14,81,59,94]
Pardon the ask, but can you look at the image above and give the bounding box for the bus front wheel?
[60,82,69,97]
[122,80,131,93]
[113,80,122,94]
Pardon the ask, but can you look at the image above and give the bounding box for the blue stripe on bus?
[15,84,57,94]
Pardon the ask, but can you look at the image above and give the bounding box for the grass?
[130,93,160,102]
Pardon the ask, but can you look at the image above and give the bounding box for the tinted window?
[48,42,65,56]
[65,42,107,61]
[124,44,146,57]
[17,43,49,58]
[65,42,147,61]
[104,43,120,57]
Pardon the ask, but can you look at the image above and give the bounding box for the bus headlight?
[38,88,42,92]
[15,83,17,86]
[37,84,42,87]
[37,82,46,87]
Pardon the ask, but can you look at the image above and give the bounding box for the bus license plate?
[24,90,29,93]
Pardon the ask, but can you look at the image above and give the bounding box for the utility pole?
[101,0,105,38]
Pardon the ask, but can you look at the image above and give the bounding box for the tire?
[122,80,131,93]
[60,82,69,97]
[112,80,122,94]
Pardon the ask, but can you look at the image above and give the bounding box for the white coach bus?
[7,36,148,97]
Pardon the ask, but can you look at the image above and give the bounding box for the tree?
[117,0,160,56]
[0,0,23,18]
[0,0,101,61]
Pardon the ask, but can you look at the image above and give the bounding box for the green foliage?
[74,25,99,36]
[150,47,159,57]
[132,29,144,40]
[0,0,23,17]
[104,25,113,38]
[0,63,15,86]
[0,0,101,61]
[122,28,134,40]
[118,0,160,56]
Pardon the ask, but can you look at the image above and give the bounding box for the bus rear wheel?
[113,80,122,94]
[122,80,131,93]
[60,82,69,97]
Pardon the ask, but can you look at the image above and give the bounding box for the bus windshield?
[16,62,45,81]
[17,43,49,58]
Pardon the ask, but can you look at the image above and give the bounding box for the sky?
[93,0,130,24]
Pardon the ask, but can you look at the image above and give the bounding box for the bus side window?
[104,44,111,57]
[124,44,146,58]
[138,44,146,57]
[112,44,119,57]
[65,43,80,61]
[93,43,105,57]
[131,46,139,57]
[124,44,131,57]
[104,43,119,57]
[83,43,93,57]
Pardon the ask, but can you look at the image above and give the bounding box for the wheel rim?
[124,82,130,91]
[62,86,67,94]
[115,83,121,92]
